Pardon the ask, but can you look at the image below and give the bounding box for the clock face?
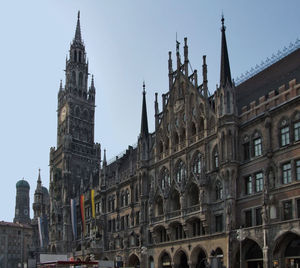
[60,106,67,122]
[24,209,28,215]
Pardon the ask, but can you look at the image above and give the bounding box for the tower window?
[74,51,77,62]
[79,51,82,63]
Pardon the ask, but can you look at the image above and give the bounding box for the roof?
[16,179,30,189]
[236,47,300,113]
[0,220,32,229]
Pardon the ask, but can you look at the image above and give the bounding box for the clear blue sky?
[0,0,299,222]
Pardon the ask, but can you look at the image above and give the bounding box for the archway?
[174,250,189,268]
[128,254,140,268]
[191,246,207,268]
[236,239,263,268]
[159,252,171,268]
[273,232,300,267]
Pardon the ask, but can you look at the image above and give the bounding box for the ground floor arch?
[273,232,300,268]
[159,251,172,268]
[173,250,189,268]
[190,246,208,268]
[128,254,140,268]
[234,238,263,268]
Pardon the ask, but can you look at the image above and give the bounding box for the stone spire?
[74,11,82,44]
[37,168,42,191]
[140,81,149,138]
[220,15,232,88]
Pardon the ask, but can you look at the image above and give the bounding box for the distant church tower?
[14,179,30,224]
[48,12,101,254]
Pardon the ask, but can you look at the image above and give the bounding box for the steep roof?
[236,47,300,113]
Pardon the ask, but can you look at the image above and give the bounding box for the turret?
[14,179,30,224]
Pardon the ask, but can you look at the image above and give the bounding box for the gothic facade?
[47,13,300,268]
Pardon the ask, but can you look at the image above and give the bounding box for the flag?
[80,194,85,235]
[91,189,95,218]
[70,198,77,239]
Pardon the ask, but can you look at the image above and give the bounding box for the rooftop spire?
[36,168,42,191]
[220,15,232,88]
[74,11,82,43]
[140,81,149,138]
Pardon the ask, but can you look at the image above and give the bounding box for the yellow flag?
[91,189,95,218]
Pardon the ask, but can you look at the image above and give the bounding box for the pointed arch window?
[175,160,186,183]
[160,168,170,190]
[79,51,82,63]
[74,50,77,62]
[213,146,219,169]
[79,72,83,87]
[72,71,76,86]
[193,152,202,174]
[216,180,223,200]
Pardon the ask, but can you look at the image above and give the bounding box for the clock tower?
[49,12,101,253]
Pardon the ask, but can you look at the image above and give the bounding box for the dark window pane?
[245,210,252,227]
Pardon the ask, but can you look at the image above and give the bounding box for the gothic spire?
[36,168,42,191]
[140,81,149,138]
[74,11,82,44]
[220,15,232,88]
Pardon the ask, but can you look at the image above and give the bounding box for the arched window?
[193,152,202,174]
[74,50,77,62]
[216,180,223,200]
[79,51,82,63]
[79,72,83,87]
[213,146,219,169]
[160,168,170,190]
[72,71,76,85]
[175,160,186,183]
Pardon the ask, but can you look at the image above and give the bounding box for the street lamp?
[236,227,244,268]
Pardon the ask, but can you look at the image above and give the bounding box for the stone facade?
[47,14,300,268]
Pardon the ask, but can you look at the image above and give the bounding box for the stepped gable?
[236,47,300,113]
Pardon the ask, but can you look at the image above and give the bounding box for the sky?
[0,0,299,222]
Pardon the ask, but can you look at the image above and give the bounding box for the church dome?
[16,179,30,189]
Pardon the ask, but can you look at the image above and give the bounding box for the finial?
[59,80,63,90]
[78,11,80,20]
[221,14,225,31]
[38,168,41,183]
[143,80,145,94]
